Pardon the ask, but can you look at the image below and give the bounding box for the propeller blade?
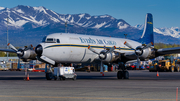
[88,45,99,54]
[143,42,153,49]
[40,55,55,65]
[7,43,18,52]
[124,41,135,50]
[107,46,116,53]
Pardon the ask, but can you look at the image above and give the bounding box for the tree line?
[154,43,180,49]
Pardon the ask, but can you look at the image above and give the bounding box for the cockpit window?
[43,38,60,43]
[47,38,54,42]
[46,38,56,43]
[57,39,60,43]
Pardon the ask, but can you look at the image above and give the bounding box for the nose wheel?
[117,71,129,79]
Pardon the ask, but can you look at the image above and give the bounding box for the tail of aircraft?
[138,13,154,46]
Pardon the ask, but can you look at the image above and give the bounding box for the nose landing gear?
[117,63,129,79]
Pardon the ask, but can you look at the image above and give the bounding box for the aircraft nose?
[35,44,43,56]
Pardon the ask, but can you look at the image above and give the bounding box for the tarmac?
[0,70,180,101]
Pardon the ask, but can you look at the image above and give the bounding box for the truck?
[53,67,77,80]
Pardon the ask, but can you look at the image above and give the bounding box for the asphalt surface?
[0,70,180,101]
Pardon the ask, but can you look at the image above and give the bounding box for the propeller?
[88,45,116,74]
[7,43,34,60]
[124,41,153,69]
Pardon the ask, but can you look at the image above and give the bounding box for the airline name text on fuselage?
[79,37,116,45]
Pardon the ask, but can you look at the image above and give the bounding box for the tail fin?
[138,13,154,46]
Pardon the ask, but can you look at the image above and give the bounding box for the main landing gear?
[117,63,129,79]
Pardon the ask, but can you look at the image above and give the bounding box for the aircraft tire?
[117,71,123,79]
[62,77,66,80]
[170,66,174,72]
[176,67,180,72]
[123,71,129,79]
[59,77,63,80]
[46,72,53,80]
[54,76,57,80]
[73,76,77,81]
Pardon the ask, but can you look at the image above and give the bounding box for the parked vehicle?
[149,60,159,72]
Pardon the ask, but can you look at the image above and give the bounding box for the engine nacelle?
[20,49,37,60]
[139,47,155,60]
[99,50,119,63]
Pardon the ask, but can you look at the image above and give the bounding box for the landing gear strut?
[117,63,129,79]
[45,64,54,80]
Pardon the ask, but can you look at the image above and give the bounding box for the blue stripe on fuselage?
[44,44,134,51]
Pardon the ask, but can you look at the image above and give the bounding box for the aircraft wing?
[120,47,180,63]
[0,49,16,53]
[123,52,137,60]
[156,47,180,56]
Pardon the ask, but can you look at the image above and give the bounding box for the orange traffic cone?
[156,71,159,77]
[26,73,30,81]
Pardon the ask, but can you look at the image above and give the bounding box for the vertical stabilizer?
[139,13,154,46]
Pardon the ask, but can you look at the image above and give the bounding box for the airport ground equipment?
[149,60,159,72]
[158,60,176,72]
[53,67,77,80]
[175,59,180,72]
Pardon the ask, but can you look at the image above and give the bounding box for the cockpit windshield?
[42,36,60,43]
[42,36,47,42]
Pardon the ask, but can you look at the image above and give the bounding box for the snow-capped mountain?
[135,24,180,39]
[0,5,179,47]
[0,7,5,10]
[0,5,130,30]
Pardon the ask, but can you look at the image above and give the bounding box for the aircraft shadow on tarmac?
[1,71,180,80]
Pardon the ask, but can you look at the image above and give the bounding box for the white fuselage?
[39,33,141,63]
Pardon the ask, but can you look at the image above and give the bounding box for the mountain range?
[0,5,180,47]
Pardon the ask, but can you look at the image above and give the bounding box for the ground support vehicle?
[175,60,180,72]
[149,60,159,72]
[158,60,176,72]
[53,67,77,80]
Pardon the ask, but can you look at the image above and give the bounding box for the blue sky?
[0,0,180,28]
